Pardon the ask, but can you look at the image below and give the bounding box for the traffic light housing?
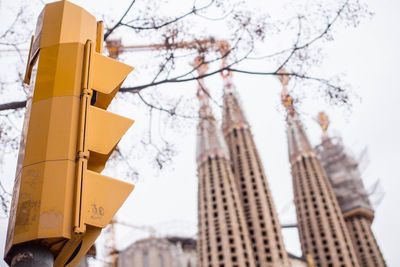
[4,1,134,266]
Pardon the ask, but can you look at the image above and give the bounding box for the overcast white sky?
[0,0,399,266]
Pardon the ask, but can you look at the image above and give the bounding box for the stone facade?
[345,215,386,267]
[117,237,196,267]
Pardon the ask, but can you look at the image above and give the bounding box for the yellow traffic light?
[4,1,134,266]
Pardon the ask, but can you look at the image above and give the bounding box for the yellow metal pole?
[96,22,104,53]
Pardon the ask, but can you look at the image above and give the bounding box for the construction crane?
[1,37,229,59]
[105,38,229,59]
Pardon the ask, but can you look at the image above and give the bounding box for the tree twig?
[104,0,136,40]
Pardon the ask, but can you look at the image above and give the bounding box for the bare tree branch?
[275,15,303,72]
[0,9,23,40]
[137,92,198,119]
[0,100,26,111]
[0,0,361,113]
[104,0,136,40]
[121,0,215,31]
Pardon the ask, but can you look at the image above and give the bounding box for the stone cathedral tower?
[315,112,386,267]
[279,72,360,266]
[221,73,291,267]
[195,58,256,267]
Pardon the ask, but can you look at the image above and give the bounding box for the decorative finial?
[218,41,232,79]
[192,56,209,100]
[106,39,122,59]
[278,68,295,116]
[192,56,208,76]
[317,112,330,139]
[277,68,290,88]
[218,40,230,55]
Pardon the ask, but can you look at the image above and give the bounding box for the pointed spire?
[282,82,362,266]
[278,68,295,117]
[195,57,229,164]
[195,57,212,120]
[221,72,249,135]
[278,69,314,162]
[223,67,291,266]
[219,41,249,134]
[314,112,386,266]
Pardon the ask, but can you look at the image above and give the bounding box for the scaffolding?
[316,136,373,216]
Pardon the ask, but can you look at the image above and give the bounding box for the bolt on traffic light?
[4,1,134,266]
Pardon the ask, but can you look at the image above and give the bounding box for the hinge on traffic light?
[77,151,89,160]
[81,88,93,96]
